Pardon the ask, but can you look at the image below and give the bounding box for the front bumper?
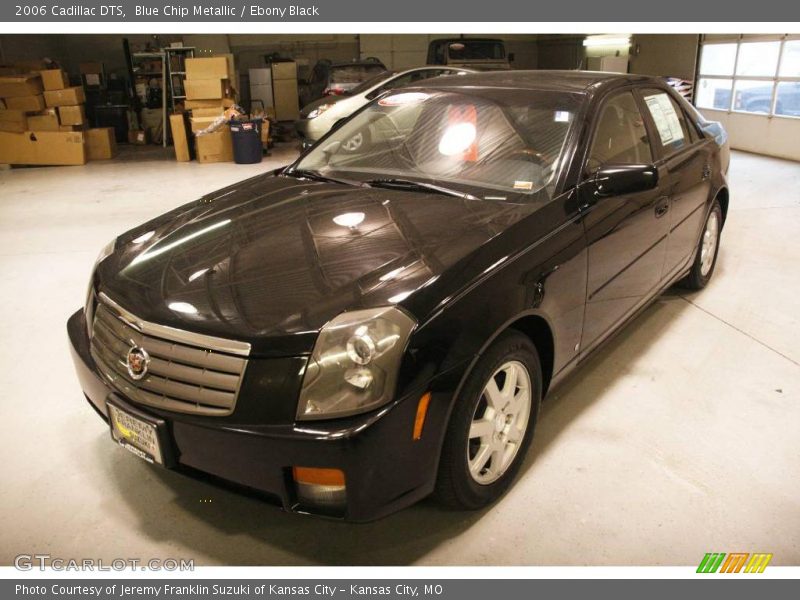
[68,309,451,522]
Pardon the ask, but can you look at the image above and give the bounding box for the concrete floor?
[0,148,798,566]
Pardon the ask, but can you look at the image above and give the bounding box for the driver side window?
[587,91,652,174]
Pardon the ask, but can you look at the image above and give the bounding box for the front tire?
[435,331,542,510]
[681,199,723,290]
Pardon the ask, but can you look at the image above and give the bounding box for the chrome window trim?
[98,291,251,357]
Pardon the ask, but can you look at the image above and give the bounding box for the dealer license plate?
[108,402,164,465]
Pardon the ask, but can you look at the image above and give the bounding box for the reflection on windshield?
[296,89,580,201]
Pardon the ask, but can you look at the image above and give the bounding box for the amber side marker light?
[413,392,432,440]
[293,467,346,486]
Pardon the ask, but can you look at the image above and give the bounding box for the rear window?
[448,41,505,61]
[330,65,387,84]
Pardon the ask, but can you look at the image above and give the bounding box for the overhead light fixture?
[583,35,631,48]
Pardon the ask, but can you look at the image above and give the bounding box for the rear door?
[579,89,670,353]
[638,88,714,279]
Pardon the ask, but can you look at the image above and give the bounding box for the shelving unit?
[165,46,196,113]
[130,51,167,147]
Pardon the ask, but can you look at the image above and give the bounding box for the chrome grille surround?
[90,292,250,417]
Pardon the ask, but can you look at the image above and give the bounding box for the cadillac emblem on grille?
[126,346,150,380]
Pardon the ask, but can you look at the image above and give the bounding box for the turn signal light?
[413,392,432,441]
[292,467,347,516]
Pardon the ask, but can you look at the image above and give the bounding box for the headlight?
[297,306,416,420]
[307,104,334,119]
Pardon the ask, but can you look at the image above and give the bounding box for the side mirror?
[593,164,658,197]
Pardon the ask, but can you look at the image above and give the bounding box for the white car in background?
[295,66,474,150]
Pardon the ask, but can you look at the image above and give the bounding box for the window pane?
[775,81,800,117]
[643,92,687,153]
[779,40,800,77]
[587,92,652,172]
[733,79,775,114]
[699,44,737,76]
[736,41,781,76]
[696,78,733,110]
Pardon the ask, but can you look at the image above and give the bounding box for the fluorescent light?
[188,268,209,282]
[583,36,631,47]
[168,301,198,314]
[333,212,365,228]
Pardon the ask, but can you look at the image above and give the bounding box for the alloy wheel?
[467,360,532,485]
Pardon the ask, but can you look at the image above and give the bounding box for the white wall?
[700,109,800,162]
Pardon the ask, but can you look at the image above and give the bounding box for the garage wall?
[699,109,800,161]
[359,34,538,70]
[629,34,699,80]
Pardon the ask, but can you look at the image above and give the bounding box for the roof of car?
[414,69,662,94]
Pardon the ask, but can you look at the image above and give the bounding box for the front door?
[639,88,714,280]
[579,89,670,353]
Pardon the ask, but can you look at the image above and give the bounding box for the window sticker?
[644,93,685,146]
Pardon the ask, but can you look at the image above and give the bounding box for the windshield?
[295,88,581,200]
[448,41,505,61]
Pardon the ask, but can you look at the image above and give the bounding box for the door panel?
[579,90,670,353]
[640,89,713,277]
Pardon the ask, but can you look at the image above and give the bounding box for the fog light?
[292,467,347,516]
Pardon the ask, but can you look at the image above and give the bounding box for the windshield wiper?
[365,178,477,200]
[284,168,368,188]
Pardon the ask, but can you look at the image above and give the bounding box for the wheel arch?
[716,186,730,226]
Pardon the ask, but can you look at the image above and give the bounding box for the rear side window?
[642,90,691,154]
[587,91,653,173]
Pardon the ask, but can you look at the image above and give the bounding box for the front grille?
[90,293,250,417]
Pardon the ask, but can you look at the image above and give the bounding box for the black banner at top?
[1,0,798,22]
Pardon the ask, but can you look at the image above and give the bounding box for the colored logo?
[126,346,150,380]
[697,552,773,573]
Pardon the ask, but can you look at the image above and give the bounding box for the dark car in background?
[69,71,729,521]
[299,58,386,107]
[427,38,512,70]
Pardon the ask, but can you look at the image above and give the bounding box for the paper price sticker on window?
[644,93,685,146]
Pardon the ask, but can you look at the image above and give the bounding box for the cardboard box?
[3,94,45,112]
[185,98,235,110]
[27,109,60,131]
[59,125,83,132]
[43,86,86,107]
[191,107,226,118]
[169,114,191,162]
[0,109,27,132]
[195,129,233,163]
[185,79,229,100]
[271,61,297,81]
[0,99,5,109]
[128,129,147,145]
[185,57,229,80]
[85,127,117,160]
[0,74,44,98]
[58,104,86,126]
[0,130,86,165]
[190,115,226,133]
[40,69,70,91]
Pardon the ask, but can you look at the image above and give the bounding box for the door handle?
[654,198,670,218]
[702,164,712,181]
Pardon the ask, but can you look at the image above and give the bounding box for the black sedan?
[68,71,730,521]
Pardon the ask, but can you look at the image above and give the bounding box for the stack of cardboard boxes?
[0,66,118,166]
[177,56,236,163]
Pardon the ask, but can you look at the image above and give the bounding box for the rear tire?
[435,330,542,510]
[681,199,722,290]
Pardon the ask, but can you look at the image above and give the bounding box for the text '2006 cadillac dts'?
[68,71,730,521]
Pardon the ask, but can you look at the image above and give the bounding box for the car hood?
[97,173,538,354]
